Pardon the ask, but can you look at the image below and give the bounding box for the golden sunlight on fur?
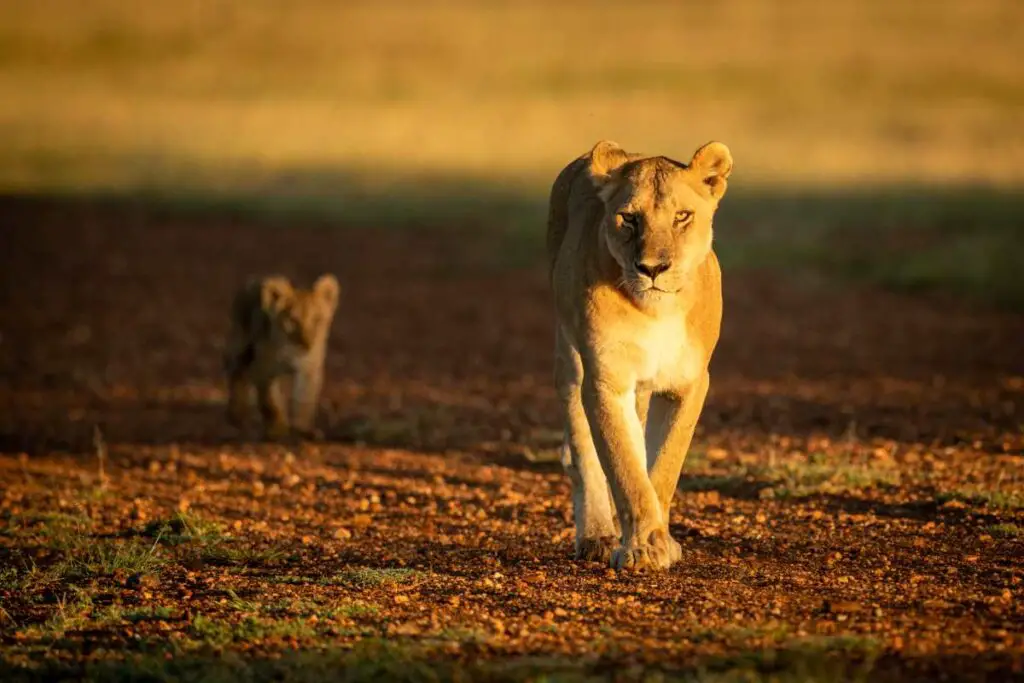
[223,274,340,441]
[548,140,730,570]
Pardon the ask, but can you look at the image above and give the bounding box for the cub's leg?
[290,358,325,440]
[582,374,680,571]
[556,333,617,562]
[256,375,290,440]
[223,336,254,428]
[647,371,710,522]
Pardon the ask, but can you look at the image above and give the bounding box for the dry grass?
[1,0,1022,304]
[1,0,1022,190]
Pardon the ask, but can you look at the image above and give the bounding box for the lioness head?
[260,274,340,352]
[587,140,732,305]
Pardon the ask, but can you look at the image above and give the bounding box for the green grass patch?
[938,489,1024,510]
[330,567,423,588]
[0,560,60,594]
[143,511,224,545]
[1,512,95,549]
[121,605,178,623]
[765,453,900,499]
[188,614,317,646]
[52,537,166,581]
[679,453,899,500]
[193,543,287,568]
[264,598,379,620]
[988,523,1023,538]
[222,590,379,621]
[25,591,97,639]
[142,512,287,568]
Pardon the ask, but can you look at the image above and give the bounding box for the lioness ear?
[587,140,631,199]
[690,141,733,200]
[313,274,340,310]
[260,276,294,313]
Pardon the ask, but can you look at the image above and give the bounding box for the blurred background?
[1,0,1022,304]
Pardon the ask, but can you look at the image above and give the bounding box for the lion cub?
[223,274,339,440]
[548,140,732,571]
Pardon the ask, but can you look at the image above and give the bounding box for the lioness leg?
[557,335,617,561]
[226,372,252,428]
[256,376,290,440]
[582,375,680,571]
[647,371,710,521]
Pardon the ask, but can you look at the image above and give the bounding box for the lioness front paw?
[575,535,618,563]
[610,529,682,571]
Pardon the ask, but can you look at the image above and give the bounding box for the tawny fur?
[223,274,340,440]
[547,139,732,571]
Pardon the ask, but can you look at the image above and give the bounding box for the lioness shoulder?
[548,140,732,571]
[224,274,340,440]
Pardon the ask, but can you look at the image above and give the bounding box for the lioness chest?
[596,308,705,394]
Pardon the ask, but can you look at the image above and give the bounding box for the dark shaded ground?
[0,196,1022,681]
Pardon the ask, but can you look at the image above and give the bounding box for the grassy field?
[2,0,1023,304]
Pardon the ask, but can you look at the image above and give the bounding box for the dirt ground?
[1,196,1022,682]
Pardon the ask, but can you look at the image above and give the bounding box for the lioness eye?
[675,210,694,226]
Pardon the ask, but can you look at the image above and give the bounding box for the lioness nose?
[635,260,670,279]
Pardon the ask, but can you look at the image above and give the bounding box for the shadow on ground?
[0,183,1022,460]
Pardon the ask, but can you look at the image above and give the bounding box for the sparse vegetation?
[189,614,317,646]
[679,452,899,500]
[34,591,95,638]
[331,568,423,588]
[988,523,1023,538]
[938,488,1024,510]
[766,453,900,499]
[144,511,224,545]
[121,606,177,623]
[52,537,166,581]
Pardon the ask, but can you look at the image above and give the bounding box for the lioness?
[548,140,732,570]
[224,274,339,440]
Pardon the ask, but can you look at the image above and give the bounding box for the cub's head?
[588,140,732,305]
[260,274,340,351]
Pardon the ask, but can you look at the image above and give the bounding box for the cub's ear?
[260,276,294,313]
[587,140,631,199]
[313,274,340,310]
[689,141,733,200]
